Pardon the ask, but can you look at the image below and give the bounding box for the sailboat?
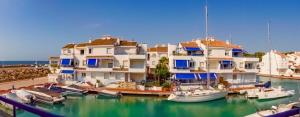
[167,3,228,103]
[245,22,295,100]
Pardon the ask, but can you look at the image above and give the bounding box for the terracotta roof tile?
[119,40,137,46]
[274,51,287,58]
[76,43,89,47]
[147,47,168,52]
[201,39,241,49]
[89,38,118,46]
[180,42,199,48]
[62,44,76,49]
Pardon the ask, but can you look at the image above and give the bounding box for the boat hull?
[168,91,228,103]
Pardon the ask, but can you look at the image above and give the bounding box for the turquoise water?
[17,77,300,117]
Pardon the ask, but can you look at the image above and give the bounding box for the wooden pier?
[90,87,171,97]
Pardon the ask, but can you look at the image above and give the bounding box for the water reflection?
[17,76,300,117]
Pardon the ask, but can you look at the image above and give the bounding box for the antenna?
[205,2,211,88]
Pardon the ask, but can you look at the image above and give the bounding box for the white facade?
[167,38,259,87]
[259,50,290,76]
[59,36,147,85]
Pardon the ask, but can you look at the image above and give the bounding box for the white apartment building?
[167,37,259,87]
[260,50,296,77]
[146,44,168,74]
[59,36,147,85]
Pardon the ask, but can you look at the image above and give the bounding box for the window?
[245,63,254,69]
[83,60,86,66]
[239,62,243,68]
[189,61,195,68]
[147,54,150,60]
[225,50,229,56]
[123,60,129,67]
[107,48,112,54]
[80,50,84,55]
[81,73,86,78]
[151,54,156,58]
[200,62,205,68]
[115,73,122,80]
[104,73,109,79]
[233,74,237,80]
[89,48,92,54]
[208,50,212,56]
[67,49,71,54]
[108,63,113,68]
[91,72,95,79]
[152,61,156,65]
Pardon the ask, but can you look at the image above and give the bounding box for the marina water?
[17,76,300,117]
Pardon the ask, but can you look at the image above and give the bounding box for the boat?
[11,89,36,104]
[25,87,65,104]
[245,101,300,117]
[98,90,122,98]
[167,3,228,103]
[1,92,33,109]
[61,84,89,94]
[257,86,295,100]
[245,23,295,100]
[168,88,228,102]
[45,83,85,96]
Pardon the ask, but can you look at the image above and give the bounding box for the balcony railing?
[0,96,63,117]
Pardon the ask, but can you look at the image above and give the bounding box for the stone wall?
[0,67,50,83]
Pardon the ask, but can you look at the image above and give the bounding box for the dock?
[90,88,171,97]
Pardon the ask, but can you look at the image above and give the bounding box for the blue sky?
[0,0,299,60]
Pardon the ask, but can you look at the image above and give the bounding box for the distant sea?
[0,61,49,65]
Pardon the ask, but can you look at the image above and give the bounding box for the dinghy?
[98,90,122,98]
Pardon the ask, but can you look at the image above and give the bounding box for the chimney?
[226,40,230,45]
[88,40,92,43]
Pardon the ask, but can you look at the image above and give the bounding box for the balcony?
[129,59,145,73]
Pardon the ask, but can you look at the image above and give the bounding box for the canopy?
[264,81,271,88]
[87,59,98,67]
[61,70,74,74]
[184,47,203,51]
[232,48,243,53]
[61,59,71,66]
[220,60,232,65]
[198,73,217,80]
[175,73,196,80]
[175,60,189,69]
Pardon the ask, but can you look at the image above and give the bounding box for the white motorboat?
[26,87,65,104]
[61,84,88,94]
[257,86,295,100]
[168,88,228,103]
[11,89,36,104]
[245,102,300,117]
[245,86,295,100]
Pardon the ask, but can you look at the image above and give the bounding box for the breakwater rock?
[0,67,50,83]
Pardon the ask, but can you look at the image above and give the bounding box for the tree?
[154,57,170,85]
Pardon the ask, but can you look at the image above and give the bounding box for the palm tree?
[154,57,170,85]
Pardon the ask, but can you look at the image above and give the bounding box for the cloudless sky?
[0,0,299,60]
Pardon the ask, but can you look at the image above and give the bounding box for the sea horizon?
[0,61,49,65]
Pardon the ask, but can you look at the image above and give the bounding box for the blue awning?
[175,73,196,80]
[61,59,71,65]
[87,59,98,67]
[184,47,203,51]
[220,60,232,64]
[198,73,217,80]
[61,70,74,74]
[232,48,243,53]
[175,60,189,69]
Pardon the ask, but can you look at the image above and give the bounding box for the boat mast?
[267,21,272,80]
[205,2,210,88]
